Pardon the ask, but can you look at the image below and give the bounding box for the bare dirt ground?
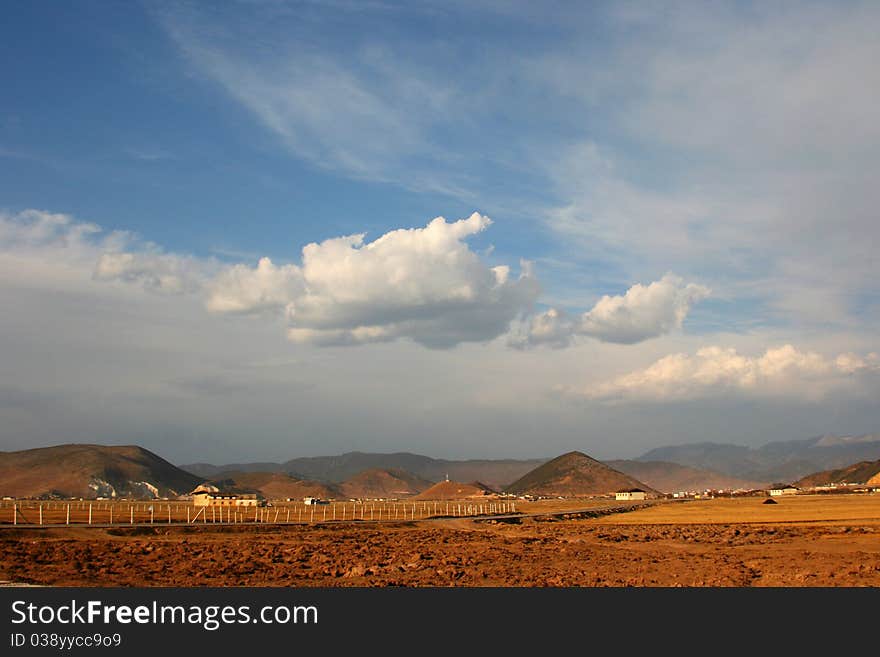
[1,496,879,587]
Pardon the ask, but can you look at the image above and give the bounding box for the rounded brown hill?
[339,468,433,499]
[505,451,657,497]
[412,480,498,500]
[796,459,880,488]
[209,472,338,500]
[0,444,200,499]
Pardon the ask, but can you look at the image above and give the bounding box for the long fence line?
[0,499,518,527]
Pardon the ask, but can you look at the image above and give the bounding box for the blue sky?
[1,1,878,463]
[3,1,559,263]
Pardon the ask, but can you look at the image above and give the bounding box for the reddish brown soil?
[2,516,879,587]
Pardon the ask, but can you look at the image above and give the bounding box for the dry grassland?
[593,494,880,525]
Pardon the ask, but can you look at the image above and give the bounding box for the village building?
[768,485,800,497]
[192,492,263,507]
[615,488,648,501]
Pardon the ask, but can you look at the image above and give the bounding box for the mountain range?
[4,433,879,500]
[638,434,880,482]
[183,452,547,491]
[0,444,748,499]
[184,434,880,488]
[181,451,761,493]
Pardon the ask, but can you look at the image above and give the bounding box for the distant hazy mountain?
[0,444,200,499]
[209,471,338,499]
[184,451,546,490]
[638,434,880,482]
[181,462,285,478]
[210,467,434,500]
[505,451,656,497]
[606,460,765,493]
[283,452,548,490]
[338,468,434,499]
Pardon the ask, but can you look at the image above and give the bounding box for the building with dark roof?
[615,488,648,501]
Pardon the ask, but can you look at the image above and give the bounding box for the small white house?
[769,485,799,497]
[615,488,648,501]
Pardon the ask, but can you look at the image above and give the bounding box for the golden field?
[593,493,880,526]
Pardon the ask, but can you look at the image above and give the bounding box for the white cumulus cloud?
[206,212,541,348]
[205,257,304,314]
[581,274,710,343]
[578,344,880,402]
[511,273,710,348]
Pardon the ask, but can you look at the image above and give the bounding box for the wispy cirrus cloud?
[155,6,478,198]
[124,147,175,162]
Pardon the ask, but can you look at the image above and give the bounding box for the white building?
[615,488,648,501]
[768,485,799,497]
